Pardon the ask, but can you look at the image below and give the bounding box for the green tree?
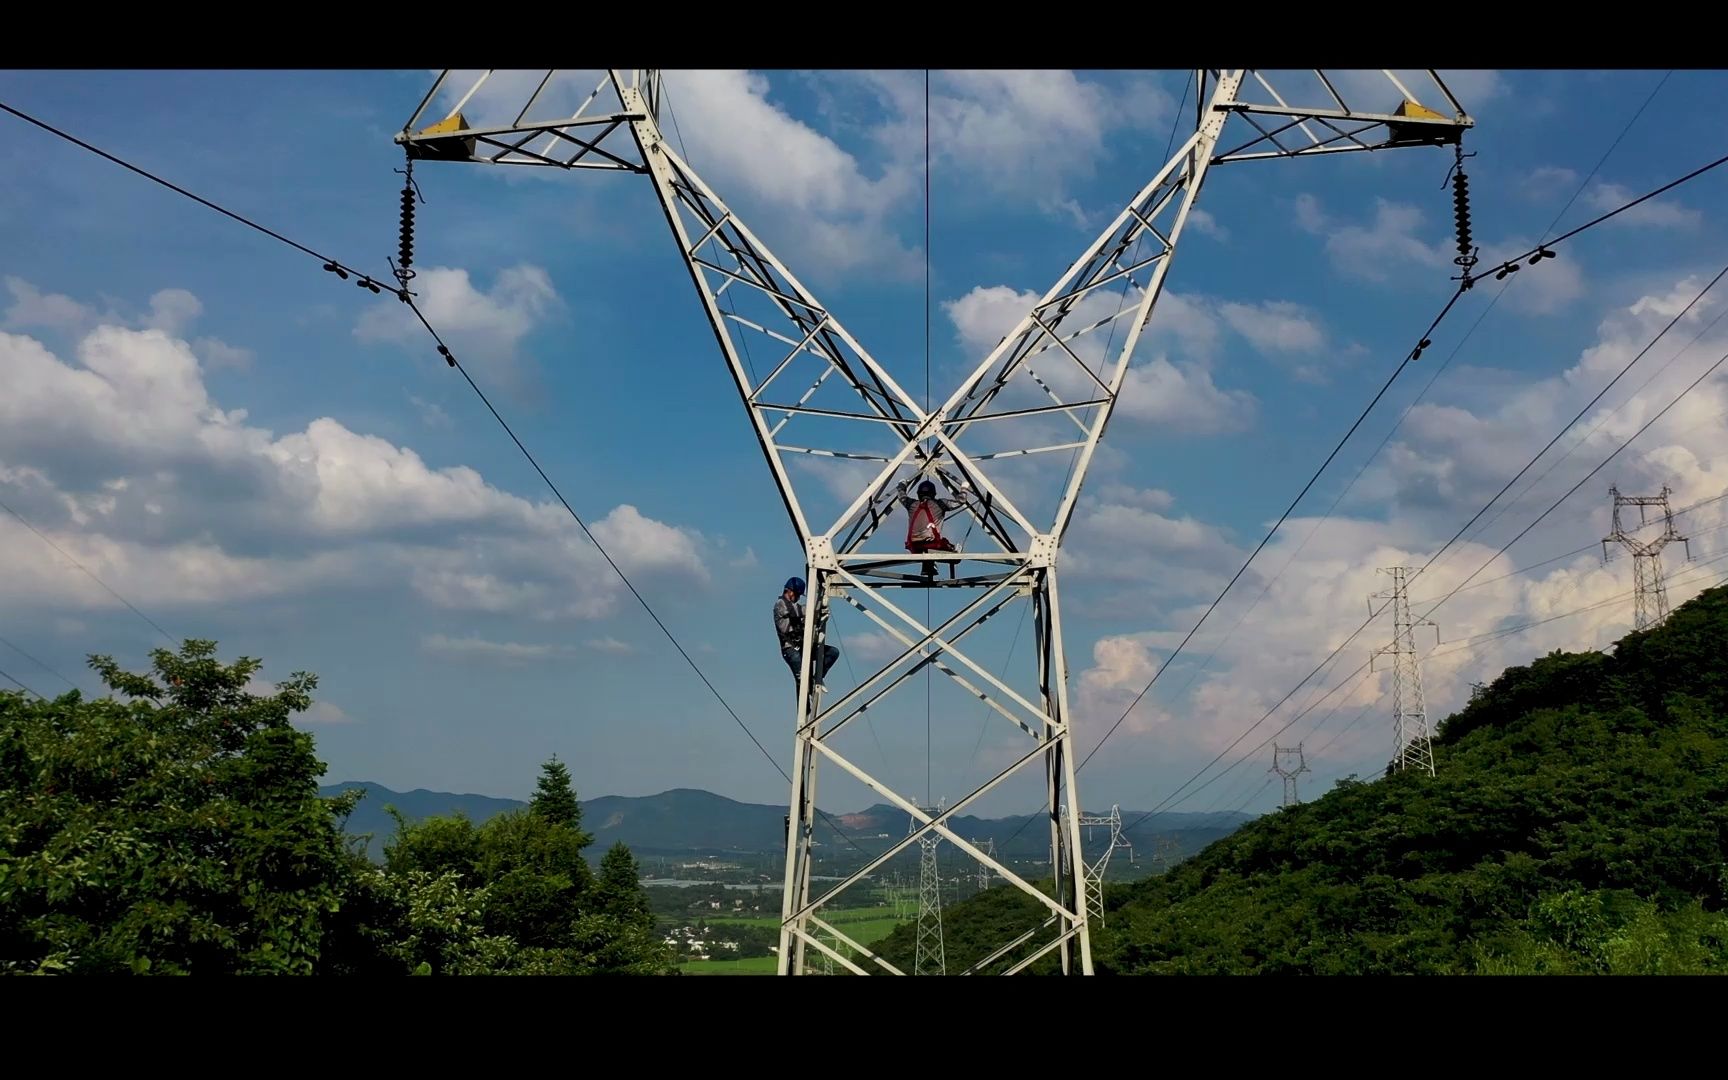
[529,755,584,832]
[472,807,594,948]
[371,755,674,972]
[596,842,652,928]
[0,640,359,975]
[382,807,481,882]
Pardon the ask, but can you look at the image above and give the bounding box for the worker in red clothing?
[897,476,969,580]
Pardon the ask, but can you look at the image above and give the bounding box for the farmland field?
[677,907,905,975]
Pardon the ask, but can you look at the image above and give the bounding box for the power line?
[1204,74,1682,678]
[1139,330,1728,826]
[1238,554,1728,813]
[1289,551,1728,795]
[1480,146,1728,279]
[1447,296,1728,567]
[0,91,894,859]
[1536,70,1672,240]
[1073,144,1728,782]
[0,633,78,692]
[1116,253,1728,829]
[1426,554,1728,661]
[1416,492,1728,604]
[0,667,41,698]
[997,115,1728,853]
[1417,344,1728,617]
[1073,285,1466,778]
[0,494,176,645]
[0,100,389,290]
[402,296,789,775]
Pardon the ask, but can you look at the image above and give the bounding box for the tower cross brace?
[1602,484,1691,631]
[394,67,1472,975]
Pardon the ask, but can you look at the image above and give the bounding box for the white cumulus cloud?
[0,280,712,628]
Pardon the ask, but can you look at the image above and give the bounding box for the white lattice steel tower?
[1069,803,1130,925]
[1602,485,1691,631]
[1371,567,1438,776]
[972,837,997,891]
[394,68,1473,976]
[1270,743,1310,806]
[913,805,945,976]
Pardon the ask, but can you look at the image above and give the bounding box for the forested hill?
[322,781,1247,862]
[883,584,1728,975]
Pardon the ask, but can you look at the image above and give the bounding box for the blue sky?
[3,68,1727,823]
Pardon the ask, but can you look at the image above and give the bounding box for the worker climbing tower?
[392,68,1473,975]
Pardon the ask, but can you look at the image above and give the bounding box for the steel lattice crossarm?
[394,69,1474,976]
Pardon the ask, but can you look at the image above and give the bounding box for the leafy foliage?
[0,641,674,975]
[372,766,671,975]
[0,641,352,975]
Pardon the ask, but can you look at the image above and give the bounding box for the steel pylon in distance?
[1371,567,1439,777]
[1602,485,1691,631]
[1270,744,1310,807]
[912,804,946,976]
[394,68,1474,976]
[1068,803,1130,926]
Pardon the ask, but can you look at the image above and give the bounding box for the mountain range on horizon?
[321,780,1253,862]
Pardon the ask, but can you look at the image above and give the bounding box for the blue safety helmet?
[784,576,806,596]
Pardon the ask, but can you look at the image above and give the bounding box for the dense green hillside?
[881,585,1728,975]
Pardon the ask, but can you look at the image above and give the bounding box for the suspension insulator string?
[391,152,425,298]
[1447,143,1479,287]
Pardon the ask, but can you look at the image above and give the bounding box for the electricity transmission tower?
[1069,804,1130,925]
[395,68,1473,976]
[1371,567,1439,776]
[1270,743,1310,806]
[972,837,997,891]
[913,805,945,976]
[1602,485,1691,631]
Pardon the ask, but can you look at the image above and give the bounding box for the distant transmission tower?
[972,837,997,891]
[1602,485,1691,631]
[1068,804,1129,926]
[1270,743,1311,807]
[912,804,945,976]
[1371,567,1439,776]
